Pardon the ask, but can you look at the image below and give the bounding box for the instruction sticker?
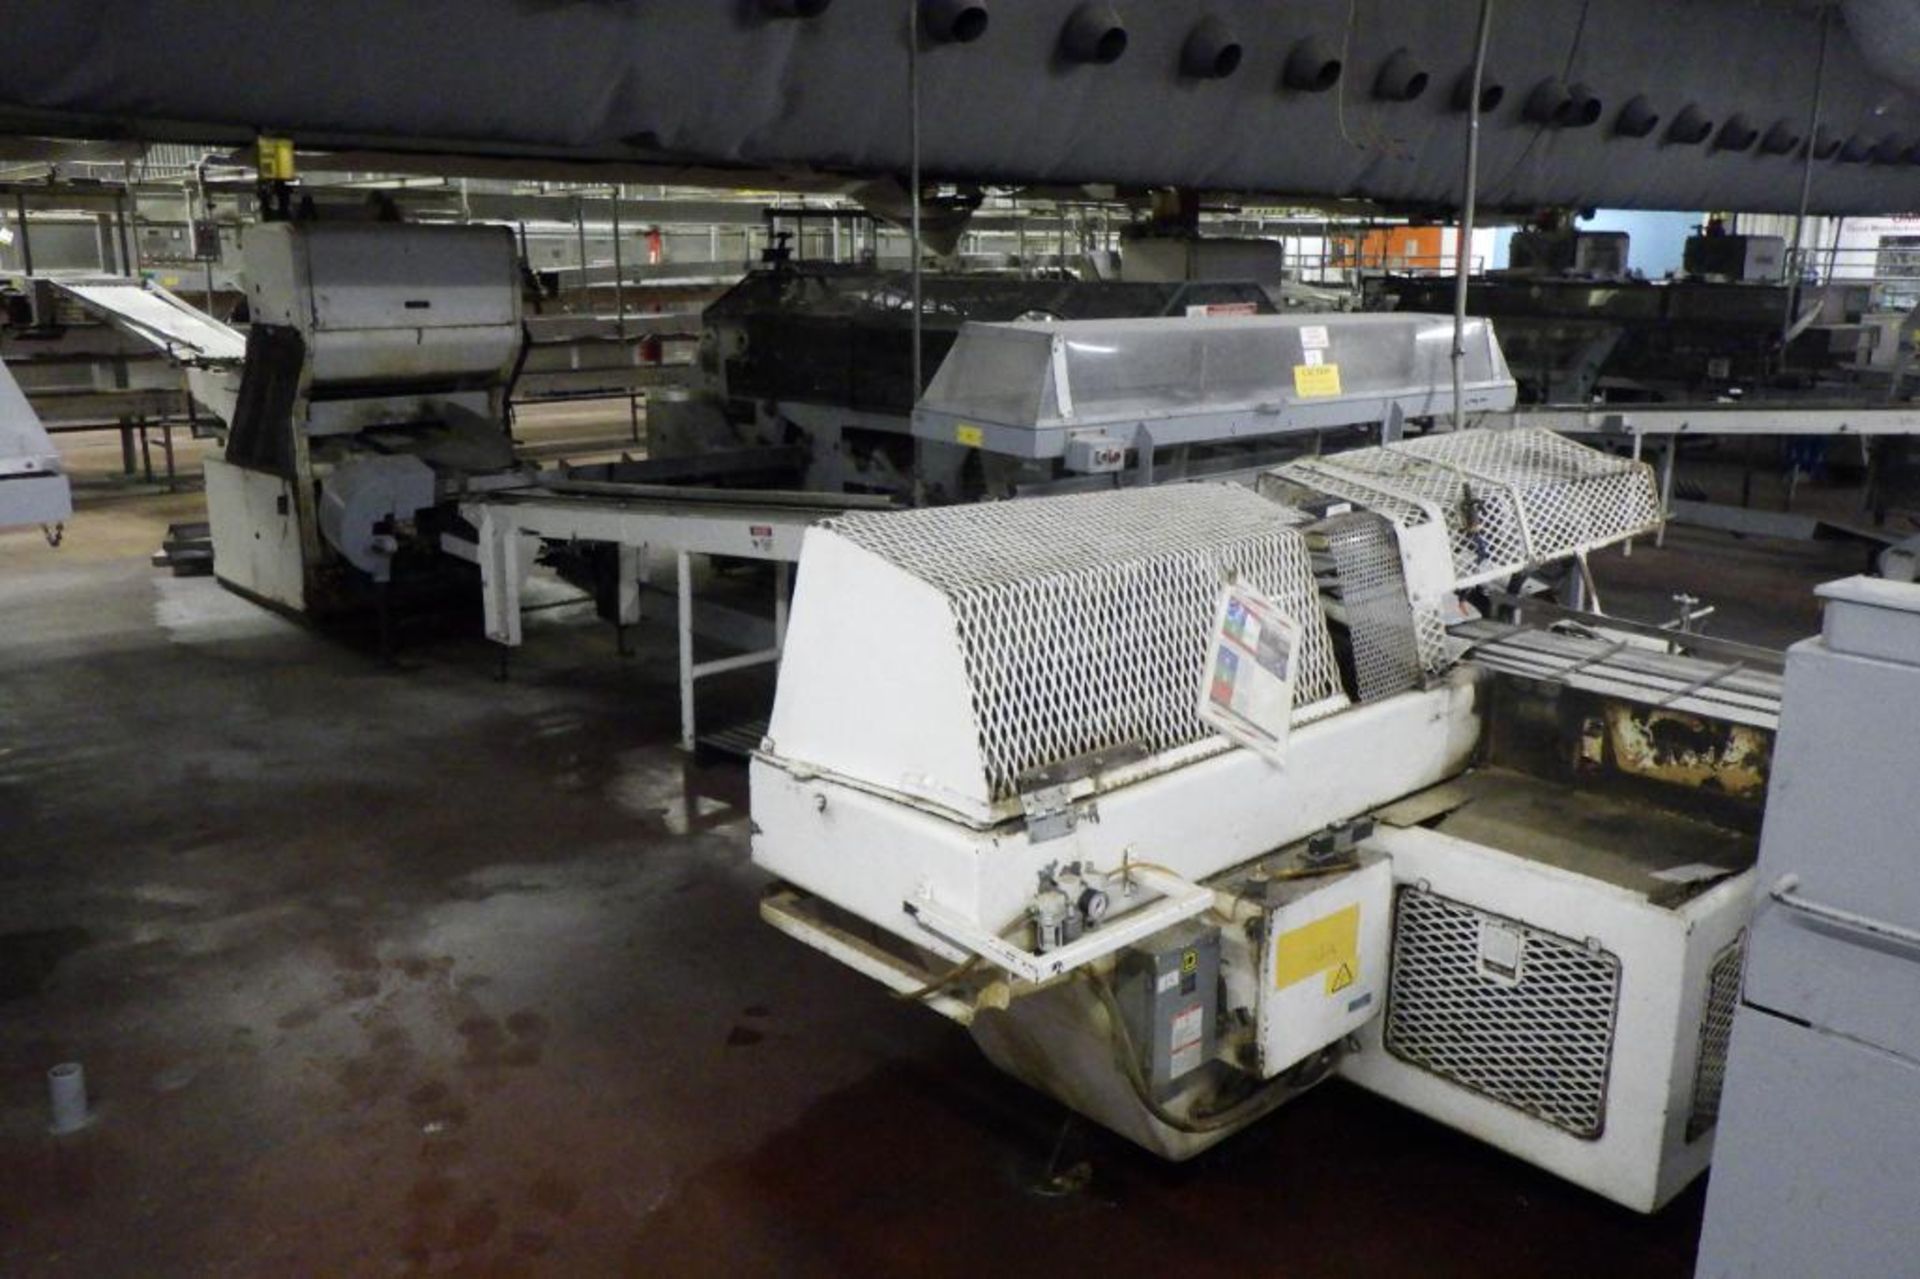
[955,423,984,447]
[1198,584,1299,765]
[1294,363,1343,397]
[1300,324,1330,350]
[1273,903,1361,996]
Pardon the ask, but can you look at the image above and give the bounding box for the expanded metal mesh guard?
[1313,512,1423,703]
[825,485,1346,801]
[1276,429,1660,589]
[1687,935,1746,1143]
[1385,887,1622,1140]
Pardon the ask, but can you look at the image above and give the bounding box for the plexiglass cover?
[919,313,1512,429]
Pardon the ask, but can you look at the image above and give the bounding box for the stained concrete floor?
[0,431,1880,1277]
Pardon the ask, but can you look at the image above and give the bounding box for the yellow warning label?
[1293,363,1343,398]
[1273,903,1360,996]
[1181,949,1199,976]
[955,424,985,447]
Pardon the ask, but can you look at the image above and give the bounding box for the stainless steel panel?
[1697,1009,1920,1279]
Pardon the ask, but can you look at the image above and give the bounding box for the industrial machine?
[753,425,1778,1211]
[910,312,1516,495]
[1384,231,1882,406]
[1696,577,1920,1276]
[695,266,1284,497]
[204,221,529,618]
[0,354,71,533]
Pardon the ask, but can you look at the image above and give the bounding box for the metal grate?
[1385,887,1622,1140]
[1275,429,1660,589]
[1312,512,1423,703]
[826,485,1346,800]
[1687,935,1746,1142]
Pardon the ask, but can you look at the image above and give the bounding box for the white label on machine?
[1300,324,1330,350]
[1170,1005,1206,1077]
[1477,920,1526,984]
[1156,970,1180,994]
[1198,584,1298,766]
[1303,349,1326,366]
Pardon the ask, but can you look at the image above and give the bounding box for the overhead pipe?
[1282,36,1343,92]
[1180,16,1243,79]
[1562,82,1603,128]
[1666,104,1715,145]
[1714,114,1760,152]
[1452,0,1495,433]
[1523,79,1575,126]
[1060,3,1127,64]
[1614,95,1661,138]
[760,0,832,16]
[1871,133,1912,164]
[1782,11,1830,365]
[1450,69,1504,113]
[920,0,987,44]
[1760,119,1803,155]
[1373,49,1429,102]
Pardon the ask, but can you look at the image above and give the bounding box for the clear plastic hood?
[918,313,1513,432]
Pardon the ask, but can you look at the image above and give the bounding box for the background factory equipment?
[6,2,1920,1276]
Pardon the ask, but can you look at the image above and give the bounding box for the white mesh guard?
[769,484,1346,823]
[1273,428,1661,589]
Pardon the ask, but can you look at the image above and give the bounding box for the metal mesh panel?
[1311,512,1422,703]
[1275,428,1660,589]
[1687,935,1746,1142]
[1385,887,1622,1140]
[825,485,1346,800]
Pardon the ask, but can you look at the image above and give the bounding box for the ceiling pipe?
[1060,3,1128,64]
[1760,120,1803,155]
[1563,82,1603,128]
[1523,79,1575,126]
[1282,36,1343,92]
[1374,49,1430,102]
[1450,69,1505,112]
[1667,104,1715,145]
[1714,114,1760,152]
[1180,16,1243,79]
[920,0,987,44]
[1614,95,1661,138]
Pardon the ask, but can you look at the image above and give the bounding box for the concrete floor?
[0,430,1878,1277]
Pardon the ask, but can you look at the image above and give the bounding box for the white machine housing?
[752,429,1762,1210]
[0,354,71,530]
[207,221,525,614]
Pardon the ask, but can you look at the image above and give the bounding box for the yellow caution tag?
[1294,363,1343,397]
[1181,949,1199,975]
[257,135,297,181]
[955,424,984,447]
[1273,903,1360,995]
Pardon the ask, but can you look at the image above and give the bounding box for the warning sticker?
[955,424,984,447]
[1294,363,1343,397]
[1169,1004,1206,1077]
[1273,903,1361,996]
[1300,324,1330,350]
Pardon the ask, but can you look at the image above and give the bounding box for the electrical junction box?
[1116,920,1221,1097]
[1683,234,1786,282]
[1064,432,1128,474]
[1246,852,1392,1078]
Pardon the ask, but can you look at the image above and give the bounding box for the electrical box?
[1064,432,1128,474]
[1684,234,1786,282]
[1232,853,1392,1078]
[1117,921,1221,1096]
[1508,230,1630,278]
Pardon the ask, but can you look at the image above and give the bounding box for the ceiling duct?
[1843,0,1920,97]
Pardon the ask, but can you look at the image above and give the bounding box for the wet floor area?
[0,450,1875,1277]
